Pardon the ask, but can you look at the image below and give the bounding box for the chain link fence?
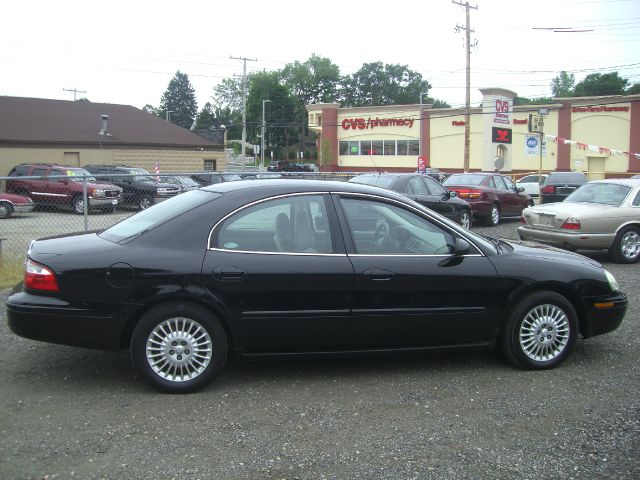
[0,171,357,288]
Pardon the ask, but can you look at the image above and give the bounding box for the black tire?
[459,209,472,229]
[485,203,500,226]
[138,195,153,210]
[72,195,85,215]
[0,202,13,219]
[130,302,228,393]
[500,291,577,370]
[608,226,640,264]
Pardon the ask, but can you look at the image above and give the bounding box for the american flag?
[154,160,160,181]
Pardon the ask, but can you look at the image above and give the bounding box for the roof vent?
[99,114,111,136]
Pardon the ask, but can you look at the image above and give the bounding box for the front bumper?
[6,291,133,351]
[89,197,120,207]
[517,225,615,250]
[12,203,35,214]
[581,292,627,338]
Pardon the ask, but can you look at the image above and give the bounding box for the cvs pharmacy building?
[307,89,640,177]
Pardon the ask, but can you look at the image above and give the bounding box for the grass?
[0,256,24,290]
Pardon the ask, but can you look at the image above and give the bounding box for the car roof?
[447,172,498,177]
[201,178,408,200]
[587,178,640,187]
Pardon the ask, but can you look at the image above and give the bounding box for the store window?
[371,140,383,155]
[397,140,408,155]
[339,141,349,155]
[383,140,396,155]
[360,141,373,155]
[408,140,419,155]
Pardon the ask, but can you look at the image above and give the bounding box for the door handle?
[363,269,394,281]
[212,266,246,282]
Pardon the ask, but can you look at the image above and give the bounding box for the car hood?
[1,192,33,204]
[89,182,122,191]
[501,237,603,269]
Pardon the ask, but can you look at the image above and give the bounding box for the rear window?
[546,172,587,184]
[349,174,398,189]
[565,183,631,205]
[100,190,219,243]
[443,174,485,186]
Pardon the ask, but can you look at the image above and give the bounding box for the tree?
[626,83,640,95]
[246,71,299,156]
[142,104,161,116]
[551,71,575,97]
[159,71,198,129]
[514,96,555,106]
[213,77,245,112]
[573,72,628,97]
[194,102,217,130]
[340,62,432,107]
[280,54,341,105]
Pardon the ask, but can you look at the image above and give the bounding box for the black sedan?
[7,180,627,393]
[349,173,473,228]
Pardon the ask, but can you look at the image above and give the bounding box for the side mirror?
[448,191,458,198]
[517,187,525,193]
[453,237,471,256]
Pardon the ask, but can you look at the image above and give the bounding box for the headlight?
[604,269,619,292]
[90,188,106,197]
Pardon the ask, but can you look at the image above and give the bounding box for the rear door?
[491,175,520,216]
[28,166,52,205]
[202,193,354,353]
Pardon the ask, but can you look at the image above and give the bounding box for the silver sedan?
[518,178,640,263]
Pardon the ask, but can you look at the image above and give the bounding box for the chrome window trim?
[348,253,484,258]
[335,191,487,257]
[207,192,333,252]
[209,248,346,257]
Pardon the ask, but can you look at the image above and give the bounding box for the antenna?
[63,88,86,101]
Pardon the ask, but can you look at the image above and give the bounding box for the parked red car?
[0,192,34,218]
[443,172,532,226]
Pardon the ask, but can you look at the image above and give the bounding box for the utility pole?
[453,1,477,172]
[261,99,272,167]
[230,55,257,163]
[63,88,86,101]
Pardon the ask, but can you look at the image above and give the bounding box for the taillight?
[24,258,59,292]
[541,185,556,194]
[561,217,581,230]
[456,188,483,199]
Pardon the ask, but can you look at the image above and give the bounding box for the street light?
[537,107,549,204]
[419,92,429,168]
[261,99,272,167]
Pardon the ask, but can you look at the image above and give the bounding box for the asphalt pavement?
[1,219,638,480]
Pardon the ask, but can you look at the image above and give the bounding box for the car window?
[424,176,448,195]
[215,194,333,254]
[339,197,454,255]
[493,176,508,190]
[407,177,429,195]
[632,191,640,207]
[565,183,632,206]
[100,190,218,243]
[502,176,517,190]
[32,167,48,177]
[349,174,397,189]
[443,174,485,186]
[518,175,535,183]
[546,172,587,184]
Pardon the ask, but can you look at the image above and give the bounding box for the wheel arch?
[118,294,237,353]
[504,282,587,336]
[613,221,640,236]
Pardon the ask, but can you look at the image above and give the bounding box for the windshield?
[100,190,219,242]
[443,174,485,186]
[128,168,154,182]
[60,168,97,182]
[565,183,631,205]
[349,174,397,189]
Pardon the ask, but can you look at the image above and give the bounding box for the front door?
[336,194,502,349]
[202,193,354,353]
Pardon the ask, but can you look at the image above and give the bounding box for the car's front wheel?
[500,291,577,370]
[138,195,153,210]
[609,226,640,264]
[0,202,13,219]
[130,302,228,393]
[72,195,85,215]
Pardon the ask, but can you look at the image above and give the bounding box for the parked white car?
[516,174,548,198]
[518,178,640,263]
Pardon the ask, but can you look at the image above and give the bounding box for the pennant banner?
[544,135,639,159]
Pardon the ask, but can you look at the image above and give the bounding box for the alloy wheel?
[145,316,213,382]
[620,230,640,260]
[519,304,570,362]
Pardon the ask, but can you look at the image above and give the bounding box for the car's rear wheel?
[609,226,640,264]
[500,291,577,370]
[130,302,227,393]
[0,202,13,219]
[459,209,471,229]
[486,204,500,226]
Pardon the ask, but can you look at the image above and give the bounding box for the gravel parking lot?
[1,219,638,480]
